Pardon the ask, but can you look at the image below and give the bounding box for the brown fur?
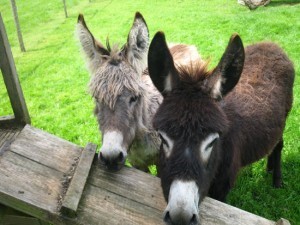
[148,32,294,225]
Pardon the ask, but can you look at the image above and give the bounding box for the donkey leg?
[209,176,232,202]
[133,165,150,173]
[271,139,283,188]
[208,170,235,202]
[267,151,275,173]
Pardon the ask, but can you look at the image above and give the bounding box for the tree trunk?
[10,0,26,52]
[63,0,68,18]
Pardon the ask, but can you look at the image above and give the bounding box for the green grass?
[0,0,299,224]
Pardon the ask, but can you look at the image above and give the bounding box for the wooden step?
[0,125,93,224]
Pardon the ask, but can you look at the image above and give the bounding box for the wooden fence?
[0,125,291,225]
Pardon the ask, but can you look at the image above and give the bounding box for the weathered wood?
[62,0,68,18]
[9,125,81,173]
[0,125,290,225]
[0,127,21,152]
[0,150,65,214]
[200,198,274,225]
[75,165,276,225]
[0,115,15,124]
[77,182,164,225]
[0,13,30,125]
[0,125,82,224]
[10,0,26,52]
[61,143,97,218]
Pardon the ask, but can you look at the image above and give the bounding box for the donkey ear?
[126,12,149,74]
[209,34,245,100]
[76,14,109,73]
[148,32,179,94]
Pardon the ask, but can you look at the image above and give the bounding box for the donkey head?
[77,13,149,170]
[148,32,244,225]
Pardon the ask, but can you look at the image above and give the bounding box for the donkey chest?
[128,135,160,169]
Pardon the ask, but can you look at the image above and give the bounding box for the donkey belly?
[224,42,294,167]
[240,123,283,167]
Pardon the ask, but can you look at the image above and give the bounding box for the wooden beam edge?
[0,13,31,125]
[60,143,97,218]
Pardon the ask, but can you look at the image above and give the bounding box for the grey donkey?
[77,12,201,171]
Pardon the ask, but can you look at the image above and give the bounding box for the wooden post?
[62,0,68,18]
[61,143,97,218]
[10,0,26,52]
[0,13,31,125]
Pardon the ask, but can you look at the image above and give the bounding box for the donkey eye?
[200,133,219,163]
[206,138,218,150]
[159,133,169,148]
[158,131,174,158]
[129,96,138,104]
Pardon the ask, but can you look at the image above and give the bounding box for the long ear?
[76,14,109,73]
[148,32,179,94]
[209,34,245,100]
[126,12,149,75]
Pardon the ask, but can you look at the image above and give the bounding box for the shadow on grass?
[268,0,300,7]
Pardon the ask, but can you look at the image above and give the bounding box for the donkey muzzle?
[98,150,127,171]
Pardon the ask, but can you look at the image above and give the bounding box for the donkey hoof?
[273,180,283,188]
[266,168,273,174]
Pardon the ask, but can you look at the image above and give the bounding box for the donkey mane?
[89,62,144,109]
[176,61,211,83]
[77,15,146,110]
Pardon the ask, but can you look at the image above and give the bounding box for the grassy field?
[0,0,299,224]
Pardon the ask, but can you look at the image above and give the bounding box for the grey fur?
[77,13,201,170]
[76,13,161,170]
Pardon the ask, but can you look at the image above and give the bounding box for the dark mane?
[176,60,211,83]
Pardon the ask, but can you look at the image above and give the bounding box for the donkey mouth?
[98,161,125,171]
[98,151,126,171]
[102,163,124,171]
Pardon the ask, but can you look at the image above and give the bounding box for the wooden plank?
[0,127,21,151]
[200,198,274,225]
[61,143,97,218]
[76,165,277,225]
[0,13,30,125]
[76,184,164,225]
[0,125,289,225]
[0,131,11,147]
[0,115,15,125]
[0,141,12,156]
[0,150,64,214]
[0,125,83,224]
[9,125,82,173]
[87,165,166,212]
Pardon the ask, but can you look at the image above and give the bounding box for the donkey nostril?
[190,214,198,225]
[118,152,124,162]
[163,211,172,223]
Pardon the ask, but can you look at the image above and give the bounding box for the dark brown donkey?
[148,32,294,225]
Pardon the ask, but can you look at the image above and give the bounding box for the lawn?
[0,0,299,224]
